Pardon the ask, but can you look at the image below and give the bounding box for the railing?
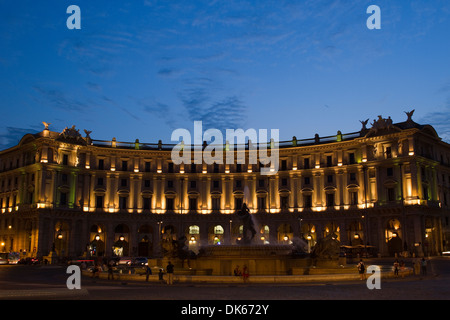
[91,131,363,151]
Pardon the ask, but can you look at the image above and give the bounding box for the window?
[349,173,356,181]
[235,197,243,211]
[327,175,333,183]
[98,159,104,170]
[387,188,395,202]
[281,178,288,186]
[144,180,151,188]
[349,153,355,165]
[386,146,392,159]
[213,180,220,189]
[236,164,242,173]
[304,177,310,185]
[166,198,174,211]
[212,197,220,211]
[143,197,151,210]
[326,193,335,207]
[121,179,127,187]
[97,177,104,186]
[258,179,265,188]
[62,154,68,166]
[387,167,394,177]
[167,180,174,188]
[189,198,197,211]
[235,180,242,188]
[60,192,67,206]
[281,160,287,171]
[191,163,196,173]
[214,163,219,173]
[303,195,312,208]
[304,158,310,169]
[258,197,266,211]
[121,161,128,171]
[280,196,289,209]
[350,191,358,205]
[327,156,332,167]
[62,173,68,183]
[190,180,196,189]
[119,196,127,210]
[145,162,151,172]
[168,162,174,173]
[96,196,103,209]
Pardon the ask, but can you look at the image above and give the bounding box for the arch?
[89,224,106,257]
[113,223,130,256]
[209,225,224,245]
[137,224,153,257]
[277,223,293,244]
[385,218,402,256]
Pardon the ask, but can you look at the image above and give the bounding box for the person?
[234,265,242,276]
[158,268,165,283]
[242,265,249,283]
[421,257,427,276]
[166,261,174,285]
[145,265,152,282]
[107,261,114,280]
[399,260,405,278]
[357,259,366,280]
[393,259,399,277]
[414,258,421,276]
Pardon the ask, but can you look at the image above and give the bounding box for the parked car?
[133,257,148,266]
[118,257,132,265]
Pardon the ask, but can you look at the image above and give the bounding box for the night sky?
[1,0,450,150]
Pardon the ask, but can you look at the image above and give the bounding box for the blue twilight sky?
[1,0,450,149]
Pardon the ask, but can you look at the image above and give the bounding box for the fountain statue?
[236,203,256,244]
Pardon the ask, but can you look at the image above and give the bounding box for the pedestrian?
[393,259,399,277]
[166,261,174,285]
[107,261,114,280]
[414,258,421,276]
[145,264,152,282]
[421,257,427,276]
[234,265,241,276]
[242,265,249,283]
[158,268,165,283]
[399,260,405,278]
[357,259,366,280]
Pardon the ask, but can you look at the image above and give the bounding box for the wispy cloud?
[32,85,89,112]
[0,127,38,150]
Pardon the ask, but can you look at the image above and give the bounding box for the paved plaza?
[0,257,449,301]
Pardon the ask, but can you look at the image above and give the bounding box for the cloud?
[179,87,247,130]
[32,85,89,112]
[0,127,38,150]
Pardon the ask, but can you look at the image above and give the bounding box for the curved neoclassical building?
[0,113,449,259]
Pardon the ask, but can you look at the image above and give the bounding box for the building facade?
[1,113,449,260]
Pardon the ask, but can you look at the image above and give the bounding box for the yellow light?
[202,170,207,174]
[338,163,343,167]
[362,158,367,163]
[110,167,116,172]
[85,165,90,169]
[41,159,48,163]
[315,165,320,169]
[292,167,297,171]
[409,152,415,156]
[180,170,185,174]
[225,170,230,174]
[157,169,162,173]
[134,168,139,173]
[83,206,89,212]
